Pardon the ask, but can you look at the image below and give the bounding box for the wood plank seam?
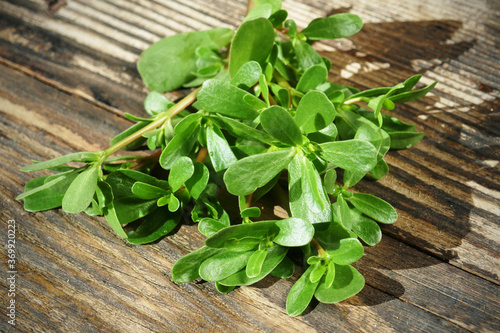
[0,55,130,120]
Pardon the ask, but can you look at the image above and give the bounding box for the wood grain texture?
[0,0,498,331]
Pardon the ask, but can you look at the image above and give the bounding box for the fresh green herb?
[16,0,436,316]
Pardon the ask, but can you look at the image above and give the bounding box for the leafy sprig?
[17,0,436,316]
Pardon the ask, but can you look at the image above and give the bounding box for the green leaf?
[319,139,377,172]
[102,207,128,240]
[196,196,230,226]
[301,13,363,40]
[259,73,270,106]
[106,171,163,224]
[240,207,261,218]
[198,218,228,238]
[273,217,314,246]
[156,195,169,207]
[112,197,159,224]
[270,256,295,278]
[369,159,389,180]
[198,79,265,120]
[167,195,180,212]
[244,3,273,22]
[230,61,262,90]
[293,39,325,71]
[232,145,268,158]
[357,109,415,133]
[109,121,150,150]
[325,238,364,265]
[174,113,203,135]
[301,157,327,213]
[350,208,382,246]
[172,246,225,283]
[217,115,274,145]
[205,220,278,248]
[124,113,154,122]
[324,168,337,194]
[348,87,393,100]
[20,152,99,172]
[314,264,365,303]
[269,9,288,27]
[215,282,235,294]
[253,173,280,202]
[94,182,126,239]
[348,75,423,100]
[62,165,99,214]
[229,18,275,78]
[144,91,174,116]
[251,0,282,13]
[286,265,320,317]
[260,106,303,146]
[206,125,238,172]
[185,162,210,199]
[309,262,327,283]
[246,249,268,278]
[131,182,169,200]
[349,193,397,224]
[288,154,332,223]
[343,169,365,189]
[138,28,234,92]
[294,91,336,134]
[106,169,167,198]
[277,87,290,108]
[224,237,262,252]
[388,131,424,149]
[16,170,75,201]
[85,198,102,216]
[168,156,194,192]
[127,208,181,244]
[389,81,438,103]
[285,19,298,37]
[355,124,390,162]
[307,123,338,144]
[315,219,353,243]
[335,108,374,140]
[20,172,79,211]
[96,180,113,209]
[160,117,200,169]
[219,244,288,286]
[335,195,353,230]
[199,250,253,282]
[224,149,295,196]
[296,65,328,93]
[324,261,335,288]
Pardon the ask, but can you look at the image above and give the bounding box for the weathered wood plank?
[0,4,146,114]
[0,0,499,330]
[0,60,486,332]
[1,0,498,284]
[358,237,500,332]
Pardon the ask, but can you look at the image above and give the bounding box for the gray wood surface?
[0,0,498,331]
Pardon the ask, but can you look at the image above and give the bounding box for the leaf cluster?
[17,0,435,316]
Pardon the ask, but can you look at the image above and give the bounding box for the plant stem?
[130,149,162,170]
[104,87,200,157]
[272,183,291,217]
[196,147,208,163]
[311,238,326,256]
[246,0,257,15]
[343,97,362,105]
[245,193,254,208]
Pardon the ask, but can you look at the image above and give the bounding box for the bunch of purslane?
[17,1,435,316]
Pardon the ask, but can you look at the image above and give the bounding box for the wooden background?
[0,0,499,331]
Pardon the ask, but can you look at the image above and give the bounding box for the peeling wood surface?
[0,0,499,332]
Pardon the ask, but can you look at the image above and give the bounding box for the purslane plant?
[16,0,436,316]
